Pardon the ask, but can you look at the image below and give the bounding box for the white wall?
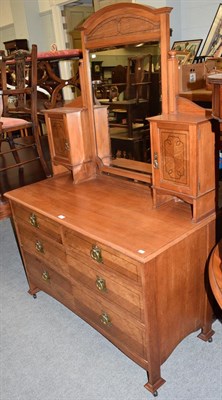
[0,0,13,27]
[0,1,220,54]
[180,0,219,41]
[136,0,220,53]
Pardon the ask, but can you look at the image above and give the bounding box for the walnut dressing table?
[5,4,216,397]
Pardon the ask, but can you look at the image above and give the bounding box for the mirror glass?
[89,43,161,166]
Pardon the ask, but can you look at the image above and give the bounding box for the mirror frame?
[79,3,172,182]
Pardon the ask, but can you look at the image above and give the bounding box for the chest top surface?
[5,174,214,262]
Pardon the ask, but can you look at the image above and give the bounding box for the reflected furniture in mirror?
[91,49,155,161]
[5,3,217,397]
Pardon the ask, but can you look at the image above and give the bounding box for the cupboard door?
[151,121,195,195]
[48,113,71,164]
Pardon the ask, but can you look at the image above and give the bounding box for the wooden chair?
[0,45,51,177]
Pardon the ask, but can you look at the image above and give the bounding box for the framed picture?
[200,4,222,57]
[175,51,191,65]
[171,39,203,63]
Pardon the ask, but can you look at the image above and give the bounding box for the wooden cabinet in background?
[4,39,29,54]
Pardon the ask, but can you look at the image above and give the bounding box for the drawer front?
[67,253,143,321]
[73,284,145,359]
[24,252,73,306]
[17,222,67,277]
[12,202,62,243]
[64,228,141,283]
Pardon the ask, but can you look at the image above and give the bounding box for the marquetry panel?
[161,130,188,185]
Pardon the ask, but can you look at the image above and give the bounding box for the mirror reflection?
[89,43,161,164]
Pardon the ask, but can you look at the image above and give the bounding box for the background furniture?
[36,49,82,111]
[178,62,212,107]
[209,240,222,309]
[0,44,51,179]
[3,39,29,55]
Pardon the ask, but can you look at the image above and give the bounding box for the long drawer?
[73,283,146,360]
[12,202,63,243]
[16,221,67,277]
[67,252,143,321]
[64,227,141,283]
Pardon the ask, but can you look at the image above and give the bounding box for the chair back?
[0,45,38,127]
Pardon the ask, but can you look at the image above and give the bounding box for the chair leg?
[33,126,52,177]
[7,133,22,166]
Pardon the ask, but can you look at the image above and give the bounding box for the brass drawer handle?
[42,271,50,282]
[90,245,103,263]
[29,213,39,228]
[35,240,44,253]
[100,312,112,326]
[96,276,107,292]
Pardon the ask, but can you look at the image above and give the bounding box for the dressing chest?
[5,3,217,397]
[6,173,215,395]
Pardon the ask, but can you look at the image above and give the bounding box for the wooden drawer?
[73,284,145,360]
[24,252,73,307]
[16,221,67,277]
[64,228,141,283]
[67,253,143,321]
[12,202,62,243]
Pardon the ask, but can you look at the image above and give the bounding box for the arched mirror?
[79,3,172,183]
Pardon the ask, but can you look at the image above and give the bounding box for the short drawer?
[24,252,73,307]
[67,253,143,321]
[63,228,141,283]
[17,222,67,277]
[11,202,62,243]
[73,284,145,360]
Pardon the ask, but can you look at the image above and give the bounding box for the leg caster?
[198,328,215,342]
[144,377,165,396]
[33,294,37,299]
